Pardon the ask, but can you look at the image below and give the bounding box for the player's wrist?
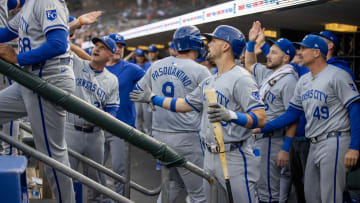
[231,112,248,126]
[281,136,293,152]
[78,17,84,26]
[151,95,164,107]
[247,41,256,52]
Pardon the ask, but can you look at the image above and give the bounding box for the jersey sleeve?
[253,63,271,85]
[197,66,211,84]
[0,0,8,27]
[36,0,69,34]
[333,69,360,108]
[106,77,120,108]
[136,65,151,91]
[7,10,21,34]
[281,75,297,109]
[132,64,145,82]
[185,81,205,112]
[289,77,304,110]
[234,75,264,112]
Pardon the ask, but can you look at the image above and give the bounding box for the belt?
[294,136,308,142]
[203,142,243,153]
[74,125,95,133]
[310,132,343,144]
[32,57,71,71]
[253,131,283,141]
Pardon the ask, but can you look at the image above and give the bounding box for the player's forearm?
[0,27,18,43]
[69,19,81,36]
[231,108,266,129]
[244,41,257,74]
[70,43,91,61]
[123,52,135,61]
[261,106,303,133]
[151,96,193,113]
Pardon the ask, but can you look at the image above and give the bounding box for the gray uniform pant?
[0,120,20,155]
[65,123,104,201]
[0,82,75,203]
[203,138,259,203]
[154,131,206,203]
[255,136,283,202]
[304,134,350,203]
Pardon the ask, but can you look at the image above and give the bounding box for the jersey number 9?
[162,81,174,97]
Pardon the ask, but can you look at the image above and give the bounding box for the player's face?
[266,45,286,69]
[91,42,113,63]
[291,50,304,66]
[113,43,124,60]
[148,51,158,61]
[298,46,316,67]
[206,38,223,62]
[135,55,145,63]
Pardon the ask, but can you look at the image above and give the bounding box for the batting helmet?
[109,33,126,45]
[148,45,158,52]
[172,25,205,58]
[135,48,145,56]
[204,25,246,58]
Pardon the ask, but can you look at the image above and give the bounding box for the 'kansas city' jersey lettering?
[290,64,360,138]
[137,56,211,133]
[75,78,106,101]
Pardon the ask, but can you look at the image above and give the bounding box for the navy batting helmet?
[148,45,158,52]
[173,25,205,58]
[204,25,246,58]
[109,33,126,45]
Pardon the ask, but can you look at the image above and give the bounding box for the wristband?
[281,136,293,152]
[261,43,270,56]
[248,111,258,129]
[170,98,177,112]
[151,96,165,107]
[78,17,84,26]
[231,112,248,126]
[247,41,255,52]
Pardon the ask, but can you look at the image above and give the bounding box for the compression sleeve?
[348,101,360,150]
[261,106,303,133]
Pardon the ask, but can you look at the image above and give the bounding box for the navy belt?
[74,125,95,133]
[294,136,308,142]
[203,142,243,153]
[310,132,343,144]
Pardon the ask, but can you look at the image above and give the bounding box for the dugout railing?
[0,59,219,203]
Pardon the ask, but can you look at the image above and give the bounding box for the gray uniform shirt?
[254,63,297,121]
[8,0,73,79]
[0,0,7,27]
[290,64,360,138]
[67,55,120,127]
[186,66,264,144]
[137,56,211,133]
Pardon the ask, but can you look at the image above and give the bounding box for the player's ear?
[283,54,290,64]
[222,42,231,54]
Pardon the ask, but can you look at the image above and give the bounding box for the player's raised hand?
[248,21,262,42]
[0,44,17,64]
[276,150,289,167]
[208,103,235,123]
[344,149,359,168]
[78,11,102,25]
[129,84,154,103]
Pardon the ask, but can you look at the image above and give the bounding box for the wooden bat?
[205,88,234,203]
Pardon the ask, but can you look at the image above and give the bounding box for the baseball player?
[0,0,24,156]
[134,48,151,71]
[244,21,298,203]
[256,34,360,203]
[168,41,178,57]
[134,25,210,203]
[66,36,120,202]
[130,25,266,203]
[0,0,76,202]
[100,33,145,196]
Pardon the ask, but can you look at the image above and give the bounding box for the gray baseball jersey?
[0,1,76,202]
[137,56,211,133]
[0,0,7,26]
[289,64,359,138]
[186,66,264,144]
[67,55,120,126]
[8,0,73,80]
[253,63,298,202]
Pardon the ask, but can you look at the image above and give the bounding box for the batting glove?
[207,103,237,123]
[129,84,155,103]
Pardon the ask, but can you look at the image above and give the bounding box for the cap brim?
[91,37,102,45]
[266,38,277,44]
[203,33,215,41]
[293,42,311,48]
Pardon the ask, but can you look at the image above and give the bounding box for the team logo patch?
[46,9,57,21]
[252,90,260,101]
[349,83,357,91]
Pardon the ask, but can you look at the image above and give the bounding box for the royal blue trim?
[89,64,103,73]
[289,102,303,110]
[239,147,252,203]
[197,134,204,156]
[344,95,360,108]
[7,77,12,85]
[8,121,13,155]
[333,136,339,203]
[38,67,62,202]
[136,83,143,91]
[170,97,177,112]
[247,104,265,112]
[253,64,257,77]
[267,136,273,202]
[43,24,68,34]
[184,97,200,112]
[7,24,18,34]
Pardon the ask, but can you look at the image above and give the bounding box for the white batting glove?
[129,84,155,103]
[207,103,237,123]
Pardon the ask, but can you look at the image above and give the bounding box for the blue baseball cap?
[135,48,145,56]
[268,38,296,61]
[92,36,117,54]
[148,45,158,52]
[319,31,339,47]
[294,34,328,56]
[109,33,126,45]
[169,41,175,49]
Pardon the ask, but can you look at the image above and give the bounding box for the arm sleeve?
[133,64,145,82]
[105,77,120,117]
[0,27,18,42]
[16,29,68,66]
[234,75,265,112]
[333,69,360,108]
[185,82,205,113]
[347,101,360,150]
[261,106,303,133]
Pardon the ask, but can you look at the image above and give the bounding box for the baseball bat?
[205,89,234,203]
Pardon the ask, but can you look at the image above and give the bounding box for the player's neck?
[308,59,327,76]
[90,61,106,71]
[106,58,121,66]
[215,56,236,75]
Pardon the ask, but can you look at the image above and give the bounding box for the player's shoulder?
[234,65,254,78]
[103,69,119,83]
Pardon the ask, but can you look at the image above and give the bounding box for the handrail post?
[124,142,131,198]
[161,165,170,203]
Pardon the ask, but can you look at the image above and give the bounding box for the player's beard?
[266,59,282,70]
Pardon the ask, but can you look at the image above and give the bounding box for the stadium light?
[325,23,358,32]
[138,46,148,50]
[154,44,165,49]
[264,30,277,38]
[127,47,136,51]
